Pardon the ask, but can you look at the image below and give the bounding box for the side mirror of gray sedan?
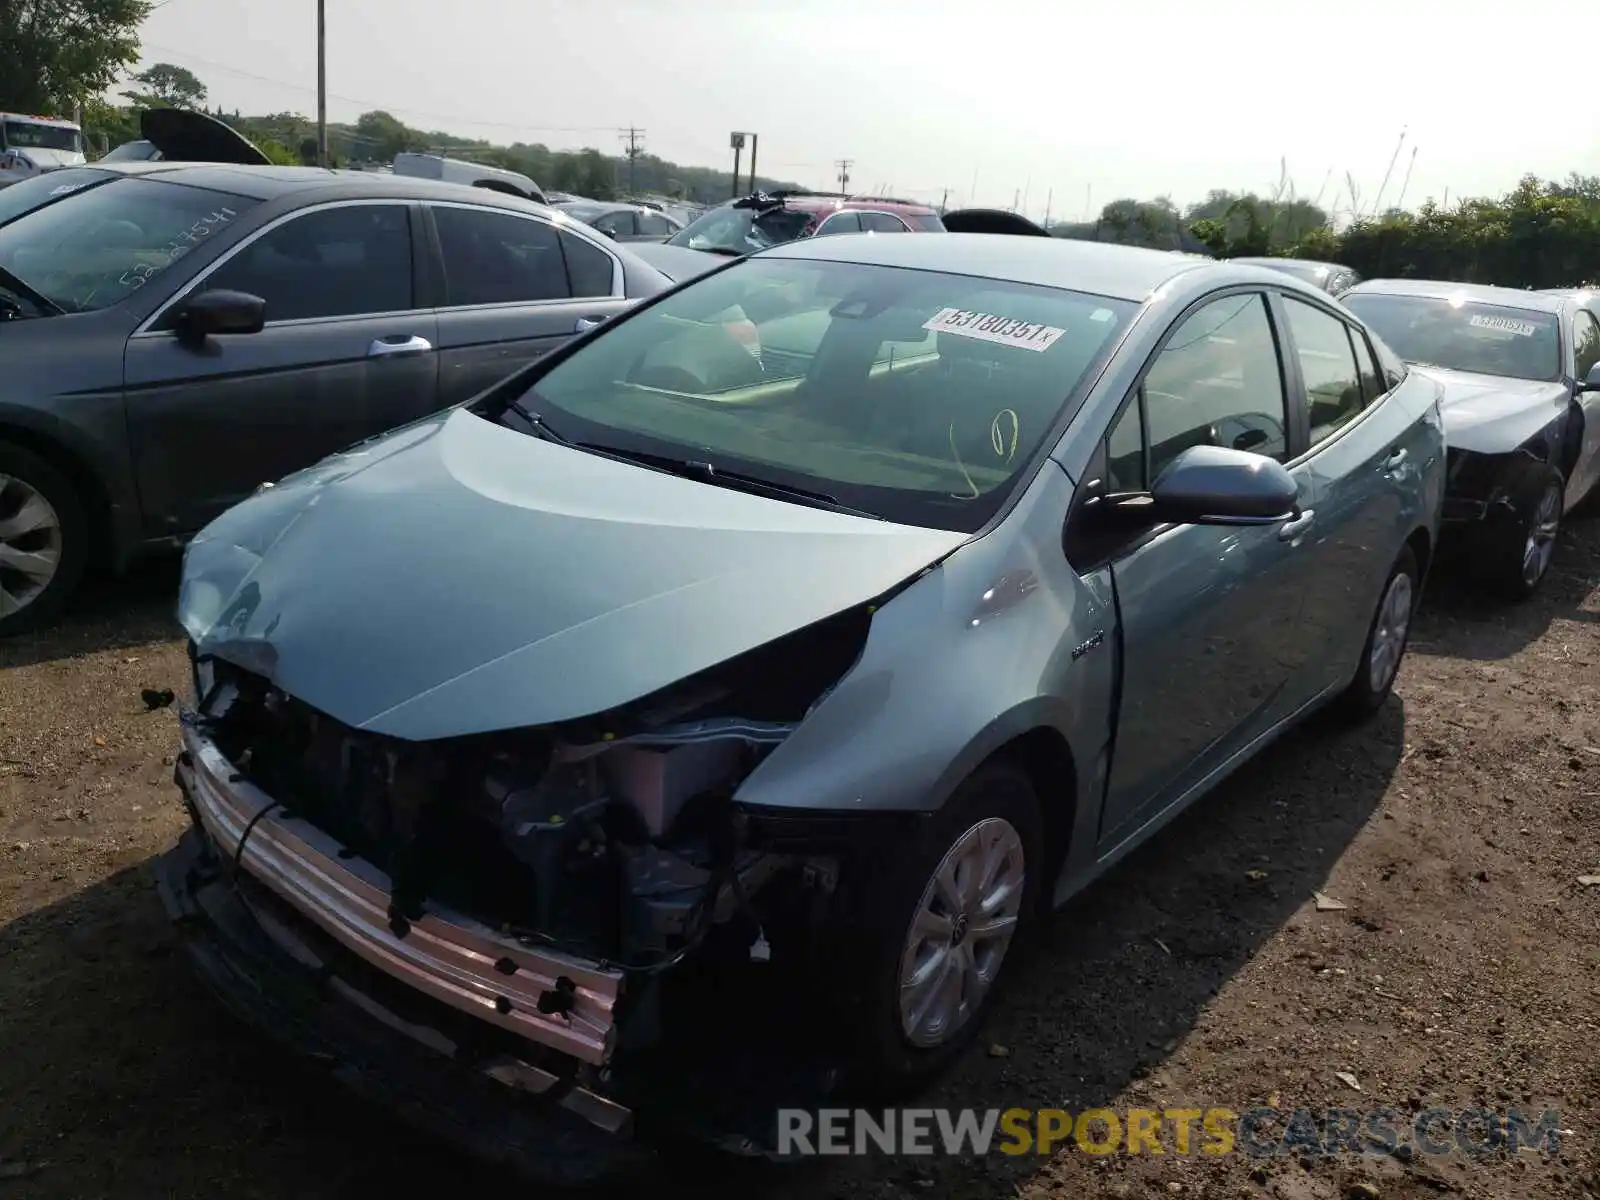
[1581,362,1600,393]
[174,289,266,342]
[1149,444,1299,525]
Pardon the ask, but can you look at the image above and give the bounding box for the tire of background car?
[1475,462,1565,602]
[0,441,89,637]
[1332,543,1420,722]
[835,761,1043,1093]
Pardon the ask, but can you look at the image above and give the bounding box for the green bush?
[1278,175,1600,289]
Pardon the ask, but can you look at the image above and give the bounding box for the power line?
[139,42,629,135]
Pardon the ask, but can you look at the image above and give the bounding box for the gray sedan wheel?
[843,761,1042,1089]
[0,443,89,636]
[1334,544,1419,721]
[898,816,1026,1049]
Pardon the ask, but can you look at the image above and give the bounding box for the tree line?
[7,1,1598,287]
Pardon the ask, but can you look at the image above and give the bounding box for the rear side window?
[435,206,569,306]
[1282,297,1365,446]
[860,212,909,233]
[1351,327,1387,401]
[815,211,862,236]
[591,211,635,238]
[204,204,412,323]
[637,212,676,237]
[559,229,616,297]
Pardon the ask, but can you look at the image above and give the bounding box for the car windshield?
[4,119,82,153]
[1343,292,1562,382]
[667,203,814,255]
[515,256,1137,532]
[0,176,258,315]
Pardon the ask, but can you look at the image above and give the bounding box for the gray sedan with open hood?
[160,234,1445,1180]
[1342,279,1600,599]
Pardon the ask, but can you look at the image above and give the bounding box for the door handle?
[1277,508,1316,541]
[367,334,432,358]
[1380,447,1408,471]
[574,316,608,333]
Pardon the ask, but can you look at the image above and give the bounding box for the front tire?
[1334,544,1419,722]
[0,443,87,637]
[1477,463,1564,601]
[840,762,1042,1090]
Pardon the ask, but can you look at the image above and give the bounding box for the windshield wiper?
[575,444,882,519]
[0,265,62,317]
[696,246,744,257]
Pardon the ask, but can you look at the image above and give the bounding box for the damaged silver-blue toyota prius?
[158,233,1446,1183]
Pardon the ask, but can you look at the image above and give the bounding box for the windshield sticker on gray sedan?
[922,308,1066,352]
[1468,314,1538,337]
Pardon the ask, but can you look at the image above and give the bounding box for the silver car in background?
[159,235,1444,1180]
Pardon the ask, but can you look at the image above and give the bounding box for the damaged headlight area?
[184,603,896,1068]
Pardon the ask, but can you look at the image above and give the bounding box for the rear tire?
[1476,463,1564,602]
[837,762,1042,1092]
[0,442,88,637]
[1333,544,1419,722]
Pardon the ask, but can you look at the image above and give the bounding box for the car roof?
[722,192,937,217]
[762,232,1237,301]
[1343,277,1568,314]
[1233,256,1352,272]
[82,160,561,212]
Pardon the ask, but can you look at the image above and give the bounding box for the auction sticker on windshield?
[923,307,1066,353]
[1469,314,1538,337]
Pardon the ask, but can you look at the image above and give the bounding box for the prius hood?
[1411,365,1571,454]
[179,409,968,741]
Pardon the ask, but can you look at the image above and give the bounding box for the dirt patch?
[2,533,1598,1200]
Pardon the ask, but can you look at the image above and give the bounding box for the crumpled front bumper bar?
[174,726,625,1065]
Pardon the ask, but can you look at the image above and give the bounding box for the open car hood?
[178,408,968,741]
[139,107,272,166]
[940,209,1051,237]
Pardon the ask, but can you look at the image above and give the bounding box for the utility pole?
[1043,188,1053,228]
[836,159,853,194]
[746,133,758,194]
[315,0,328,168]
[619,126,646,197]
[939,186,949,214]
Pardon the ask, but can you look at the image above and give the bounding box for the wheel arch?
[0,418,128,573]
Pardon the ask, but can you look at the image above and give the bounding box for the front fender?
[732,465,1114,820]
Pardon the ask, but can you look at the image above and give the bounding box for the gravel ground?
[2,521,1597,1200]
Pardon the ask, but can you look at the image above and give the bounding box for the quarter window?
[204,204,412,323]
[1573,309,1600,378]
[1105,398,1145,491]
[1282,297,1365,446]
[1143,292,1289,482]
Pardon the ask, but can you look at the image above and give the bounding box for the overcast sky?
[134,0,1600,221]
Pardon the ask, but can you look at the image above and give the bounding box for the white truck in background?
[0,113,86,188]
[390,152,547,203]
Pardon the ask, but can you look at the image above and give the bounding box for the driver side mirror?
[1147,444,1299,525]
[1581,363,1600,392]
[173,289,266,342]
